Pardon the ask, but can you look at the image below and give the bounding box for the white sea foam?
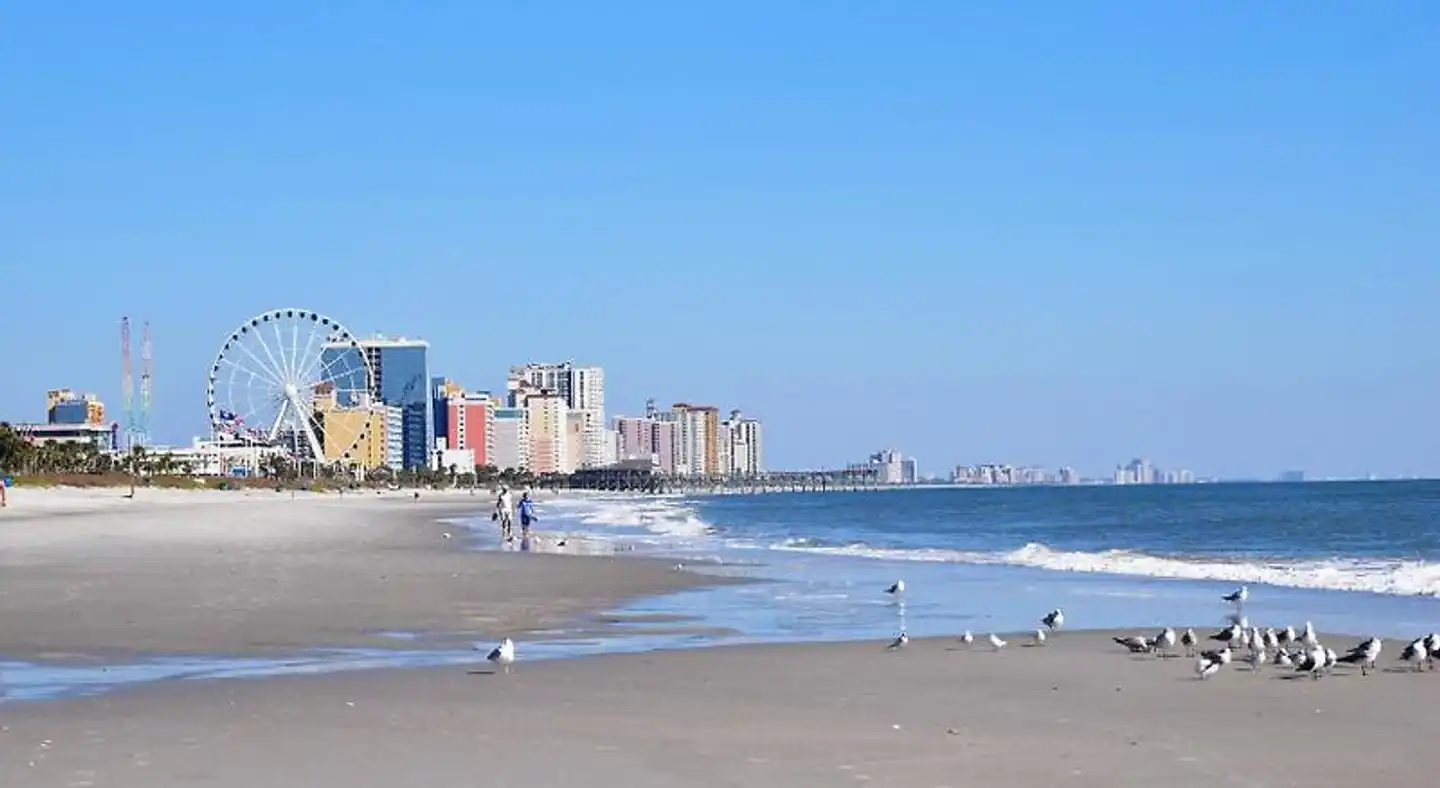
[548,495,1440,598]
[767,540,1440,597]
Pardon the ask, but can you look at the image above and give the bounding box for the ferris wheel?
[206,308,375,463]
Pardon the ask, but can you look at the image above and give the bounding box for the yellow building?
[313,385,390,469]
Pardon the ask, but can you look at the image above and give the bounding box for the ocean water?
[530,481,1440,643]
[8,481,1439,703]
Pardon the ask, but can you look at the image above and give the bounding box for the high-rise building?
[323,335,432,469]
[565,411,587,472]
[720,409,764,477]
[46,389,105,426]
[614,410,679,474]
[521,388,569,474]
[438,388,494,469]
[491,407,529,472]
[668,403,721,476]
[509,362,605,468]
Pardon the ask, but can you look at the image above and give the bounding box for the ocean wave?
[768,540,1440,597]
[548,495,715,540]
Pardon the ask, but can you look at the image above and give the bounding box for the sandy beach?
[4,488,1439,787]
[3,629,1438,787]
[0,487,716,660]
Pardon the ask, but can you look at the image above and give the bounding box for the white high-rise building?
[721,410,763,477]
[509,362,606,468]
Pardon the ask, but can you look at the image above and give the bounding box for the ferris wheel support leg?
[291,392,326,462]
[268,401,289,442]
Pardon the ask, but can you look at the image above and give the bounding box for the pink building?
[443,392,493,467]
[612,415,676,475]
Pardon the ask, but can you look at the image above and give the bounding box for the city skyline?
[2,3,1435,479]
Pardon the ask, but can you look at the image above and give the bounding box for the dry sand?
[4,630,1439,787]
[0,487,717,659]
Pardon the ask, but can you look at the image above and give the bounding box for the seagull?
[1196,654,1223,680]
[1237,627,1253,651]
[1296,644,1327,680]
[1032,629,1047,647]
[1400,637,1429,672]
[442,532,453,539]
[1324,647,1339,675]
[1115,635,1155,654]
[959,630,974,646]
[1301,621,1319,648]
[1180,628,1198,657]
[483,637,516,674]
[885,580,905,595]
[1337,637,1383,677]
[1273,649,1293,668]
[988,633,1007,651]
[1425,633,1440,669]
[886,632,909,651]
[1243,646,1266,673]
[1199,646,1233,666]
[1222,585,1249,604]
[1155,627,1177,658]
[1262,627,1280,650]
[1041,608,1064,631]
[1277,626,1297,646]
[1209,624,1241,646]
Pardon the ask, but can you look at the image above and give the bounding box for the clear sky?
[2,2,1436,479]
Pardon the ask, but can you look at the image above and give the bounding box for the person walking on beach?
[493,486,514,541]
[517,491,538,538]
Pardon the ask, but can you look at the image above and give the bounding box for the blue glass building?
[321,338,433,470]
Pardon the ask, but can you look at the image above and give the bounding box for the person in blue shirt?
[517,492,537,537]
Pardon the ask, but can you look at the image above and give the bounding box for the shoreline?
[5,628,1437,787]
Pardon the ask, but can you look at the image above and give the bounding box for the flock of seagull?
[473,580,1439,680]
[878,581,1440,682]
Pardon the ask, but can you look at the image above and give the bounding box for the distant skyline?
[2,2,1436,479]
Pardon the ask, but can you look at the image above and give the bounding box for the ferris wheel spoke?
[268,319,295,384]
[295,334,339,393]
[216,352,284,394]
[293,320,324,391]
[309,348,361,396]
[231,339,288,392]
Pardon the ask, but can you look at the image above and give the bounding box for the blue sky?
[2,1,1436,479]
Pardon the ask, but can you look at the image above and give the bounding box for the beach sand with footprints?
[2,490,1439,787]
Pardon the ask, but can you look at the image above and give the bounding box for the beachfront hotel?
[612,401,764,478]
[321,335,433,469]
[508,361,606,469]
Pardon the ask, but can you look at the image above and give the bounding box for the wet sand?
[4,629,1437,787]
[0,487,717,660]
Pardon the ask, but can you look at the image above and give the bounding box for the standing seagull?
[1337,637,1383,677]
[1155,627,1177,658]
[1243,646,1267,673]
[1042,608,1065,632]
[1399,638,1430,672]
[885,580,905,595]
[886,632,909,651]
[1209,624,1241,646]
[484,637,516,674]
[1181,628,1198,657]
[1222,585,1249,604]
[1296,644,1327,680]
[988,633,1008,651]
[1032,629,1047,647]
[959,630,974,646]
